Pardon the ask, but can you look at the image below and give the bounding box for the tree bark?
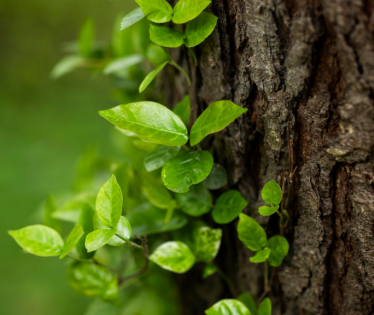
[167,0,374,314]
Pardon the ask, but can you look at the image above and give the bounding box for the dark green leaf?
[85,229,117,253]
[99,102,188,146]
[60,225,84,259]
[103,54,144,75]
[93,215,131,246]
[162,150,214,193]
[205,299,251,315]
[237,292,257,315]
[141,177,176,209]
[79,18,95,58]
[193,226,222,262]
[120,7,145,31]
[149,24,184,48]
[261,180,282,206]
[75,206,95,259]
[203,163,227,190]
[51,55,84,79]
[258,205,279,216]
[249,247,271,263]
[203,264,218,279]
[258,298,271,315]
[185,12,217,47]
[175,183,212,216]
[190,101,247,146]
[212,190,248,224]
[139,61,169,93]
[173,96,190,126]
[135,0,173,23]
[144,145,181,172]
[237,214,267,251]
[266,235,289,267]
[44,195,61,234]
[172,0,212,24]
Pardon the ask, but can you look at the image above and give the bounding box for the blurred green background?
[0,0,136,314]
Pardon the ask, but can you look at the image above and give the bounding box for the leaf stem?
[67,254,117,272]
[216,266,236,296]
[170,60,191,86]
[187,47,198,66]
[115,233,143,250]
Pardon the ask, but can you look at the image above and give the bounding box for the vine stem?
[216,267,236,297]
[115,233,143,250]
[67,254,118,273]
[257,260,270,303]
[169,60,191,86]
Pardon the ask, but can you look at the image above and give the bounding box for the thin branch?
[67,254,118,273]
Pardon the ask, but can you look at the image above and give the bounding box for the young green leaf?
[185,12,218,47]
[9,225,64,257]
[149,24,184,48]
[237,292,257,315]
[205,299,251,315]
[139,61,169,93]
[103,54,144,75]
[212,190,248,224]
[68,261,120,306]
[85,229,117,253]
[93,215,131,246]
[176,183,212,216]
[261,180,282,206]
[144,145,181,172]
[162,150,214,193]
[266,235,289,267]
[96,175,123,228]
[135,0,173,23]
[60,225,84,259]
[237,214,267,251]
[79,18,95,58]
[150,241,196,273]
[120,7,145,31]
[75,206,95,259]
[44,195,61,234]
[193,227,222,262]
[190,101,247,146]
[203,264,218,279]
[249,247,271,263]
[172,0,212,24]
[258,298,271,315]
[99,102,188,146]
[51,55,84,79]
[173,96,191,126]
[203,163,227,190]
[141,178,175,210]
[258,205,279,216]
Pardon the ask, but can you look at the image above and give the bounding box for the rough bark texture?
[168,0,374,314]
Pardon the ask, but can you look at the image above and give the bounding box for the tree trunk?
[167,0,374,314]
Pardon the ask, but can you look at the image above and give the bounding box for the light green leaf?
[258,298,271,315]
[96,175,123,228]
[212,190,248,224]
[259,205,279,216]
[193,226,222,262]
[203,264,218,279]
[79,18,95,58]
[175,183,212,216]
[51,55,84,79]
[93,215,131,246]
[190,101,247,146]
[103,54,144,75]
[141,177,175,209]
[144,145,181,172]
[120,7,145,30]
[68,261,120,306]
[261,180,282,206]
[172,0,212,24]
[60,225,84,259]
[149,24,184,48]
[150,241,195,273]
[249,247,271,263]
[44,195,61,234]
[99,102,188,146]
[173,96,190,126]
[76,206,95,259]
[237,292,257,315]
[135,0,173,23]
[203,163,227,190]
[146,44,171,66]
[9,225,64,257]
[266,235,289,267]
[85,229,117,253]
[162,150,214,193]
[139,61,169,93]
[237,214,267,251]
[132,139,158,152]
[205,299,251,315]
[185,12,217,47]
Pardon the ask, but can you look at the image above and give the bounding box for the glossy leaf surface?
[175,183,212,216]
[120,7,145,30]
[193,226,222,262]
[212,190,248,224]
[261,180,282,206]
[99,102,188,146]
[44,195,61,234]
[258,205,279,216]
[149,24,184,48]
[103,54,144,75]
[258,298,271,315]
[162,150,214,193]
[237,214,267,251]
[172,0,212,24]
[203,264,218,279]
[190,101,247,146]
[135,0,173,23]
[203,163,227,190]
[94,215,131,246]
[85,229,117,253]
[173,96,190,126]
[150,241,195,273]
[237,292,257,315]
[144,145,181,172]
[185,12,217,47]
[9,225,64,257]
[205,299,251,315]
[249,247,271,263]
[266,235,289,267]
[139,61,169,93]
[60,225,84,259]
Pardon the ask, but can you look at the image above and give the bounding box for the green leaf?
[51,55,84,79]
[141,177,175,209]
[212,190,248,224]
[146,44,171,66]
[175,183,212,216]
[150,241,195,273]
[190,101,247,146]
[258,205,279,216]
[79,18,95,58]
[93,215,131,246]
[9,225,64,257]
[135,0,173,23]
[103,54,144,75]
[162,150,214,193]
[237,292,257,315]
[149,24,184,48]
[205,299,251,315]
[139,61,169,93]
[132,139,159,152]
[96,175,123,228]
[173,96,191,126]
[185,12,218,47]
[75,206,95,259]
[258,298,271,315]
[203,264,218,279]
[99,102,188,146]
[249,247,271,263]
[144,145,181,172]
[203,163,227,190]
[120,7,145,31]
[85,229,117,253]
[261,180,282,206]
[68,261,120,306]
[193,226,222,262]
[266,235,289,267]
[60,225,84,259]
[44,195,61,234]
[237,214,267,251]
[172,0,212,24]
